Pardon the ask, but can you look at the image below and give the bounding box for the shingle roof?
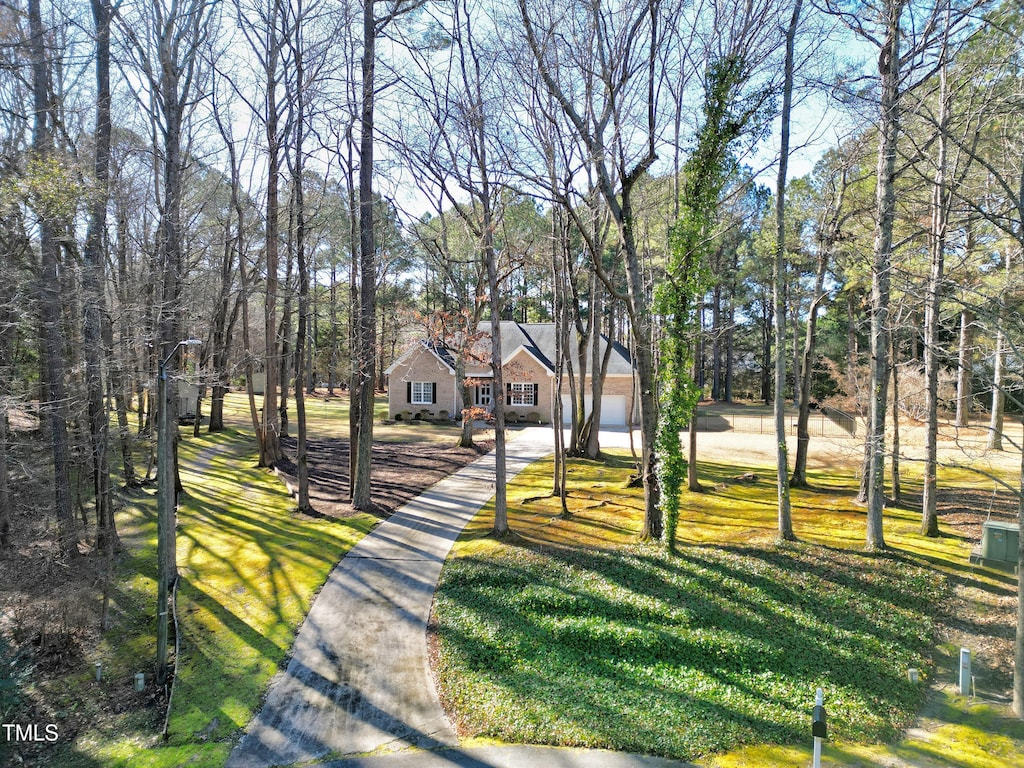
[495,322,633,376]
[425,339,458,371]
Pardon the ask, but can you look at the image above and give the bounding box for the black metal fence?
[689,409,857,437]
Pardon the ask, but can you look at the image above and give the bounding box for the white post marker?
[812,687,826,768]
[959,648,971,696]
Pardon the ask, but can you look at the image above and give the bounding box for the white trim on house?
[410,381,433,405]
[508,381,538,407]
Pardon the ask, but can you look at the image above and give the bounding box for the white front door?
[476,383,492,407]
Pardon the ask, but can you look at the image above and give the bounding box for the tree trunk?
[988,329,1006,451]
[347,131,359,500]
[328,260,338,396]
[773,0,801,540]
[890,337,901,505]
[0,404,8,548]
[487,245,508,536]
[954,308,975,429]
[0,292,10,546]
[712,284,723,401]
[551,207,568,510]
[865,0,903,552]
[278,251,293,438]
[568,269,592,456]
[922,60,950,535]
[687,322,702,492]
[294,180,310,512]
[847,289,859,400]
[260,7,284,468]
[725,253,736,402]
[85,0,116,553]
[208,218,240,433]
[291,14,310,512]
[29,0,77,560]
[1015,430,1024,716]
[112,215,137,487]
[584,291,613,460]
[456,355,475,449]
[760,315,771,404]
[351,0,378,510]
[791,250,828,488]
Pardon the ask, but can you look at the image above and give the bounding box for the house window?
[508,382,537,407]
[475,383,492,406]
[409,381,435,405]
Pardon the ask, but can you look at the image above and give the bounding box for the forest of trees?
[1,0,1023,709]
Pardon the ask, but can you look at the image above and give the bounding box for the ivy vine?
[656,55,756,552]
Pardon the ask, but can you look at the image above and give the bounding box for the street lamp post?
[156,339,201,687]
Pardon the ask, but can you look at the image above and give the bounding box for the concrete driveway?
[226,426,692,768]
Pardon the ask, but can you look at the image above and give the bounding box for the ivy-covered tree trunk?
[658,56,754,551]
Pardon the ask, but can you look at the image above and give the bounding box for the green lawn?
[434,449,1024,765]
[61,426,377,767]
[55,390,478,767]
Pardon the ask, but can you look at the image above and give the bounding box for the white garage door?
[561,394,627,426]
[601,395,627,425]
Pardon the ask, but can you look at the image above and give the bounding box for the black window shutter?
[407,382,412,402]
[506,382,512,402]
[431,383,437,404]
[532,383,538,405]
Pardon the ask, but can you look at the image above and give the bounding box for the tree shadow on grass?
[433,542,944,759]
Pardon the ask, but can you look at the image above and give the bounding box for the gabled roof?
[505,321,630,376]
[500,322,634,376]
[499,322,556,373]
[389,322,634,378]
[384,339,456,376]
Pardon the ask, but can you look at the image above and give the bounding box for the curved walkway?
[227,427,693,768]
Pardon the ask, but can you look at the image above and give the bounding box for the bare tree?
[392,1,518,528]
[772,0,803,541]
[27,0,77,559]
[117,0,216,683]
[516,0,665,538]
[790,142,862,487]
[233,0,288,466]
[84,0,118,553]
[351,0,425,511]
[282,0,334,511]
[822,0,984,550]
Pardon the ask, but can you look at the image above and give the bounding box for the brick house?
[384,321,638,426]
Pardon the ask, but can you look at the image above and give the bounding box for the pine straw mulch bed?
[275,435,495,518]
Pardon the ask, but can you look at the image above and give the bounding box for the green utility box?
[977,520,1019,571]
